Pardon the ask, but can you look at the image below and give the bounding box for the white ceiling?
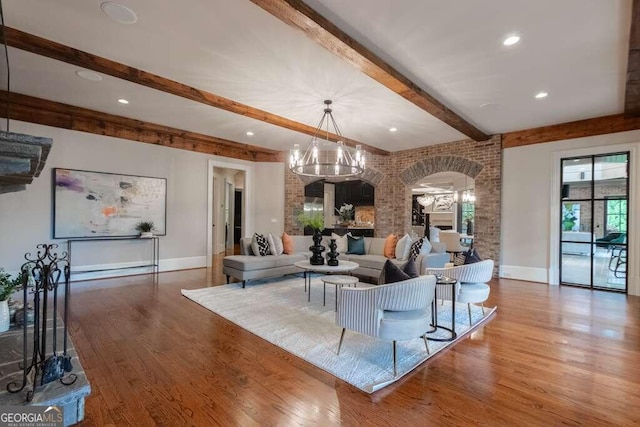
[2,0,632,152]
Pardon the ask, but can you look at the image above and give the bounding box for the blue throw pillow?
[346,234,366,255]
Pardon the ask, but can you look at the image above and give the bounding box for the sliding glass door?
[559,153,629,292]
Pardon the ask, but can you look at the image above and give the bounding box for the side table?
[427,276,458,342]
[293,260,359,302]
[320,275,358,311]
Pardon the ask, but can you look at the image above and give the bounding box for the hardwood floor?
[68,257,640,426]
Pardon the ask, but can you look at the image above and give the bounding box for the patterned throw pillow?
[409,237,424,260]
[453,251,467,266]
[251,233,271,256]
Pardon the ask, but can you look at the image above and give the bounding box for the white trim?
[499,265,548,284]
[550,143,639,295]
[69,256,206,281]
[207,159,254,267]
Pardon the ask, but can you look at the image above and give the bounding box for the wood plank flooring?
[66,256,640,426]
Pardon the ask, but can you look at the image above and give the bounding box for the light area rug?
[182,276,496,393]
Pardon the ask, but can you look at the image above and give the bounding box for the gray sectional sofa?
[223,235,449,287]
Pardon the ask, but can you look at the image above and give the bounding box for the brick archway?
[399,155,483,186]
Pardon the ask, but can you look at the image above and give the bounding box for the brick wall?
[284,134,502,268]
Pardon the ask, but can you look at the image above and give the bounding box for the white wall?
[0,121,285,279]
[501,129,640,296]
[252,162,285,235]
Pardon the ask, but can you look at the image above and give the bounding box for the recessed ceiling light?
[535,92,548,99]
[246,131,254,136]
[101,2,138,24]
[117,98,129,104]
[389,127,398,132]
[75,70,103,81]
[503,35,521,46]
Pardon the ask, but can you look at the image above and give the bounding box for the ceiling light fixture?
[289,100,365,178]
[461,175,476,204]
[75,70,103,81]
[389,127,398,132]
[246,131,254,136]
[503,35,521,46]
[117,98,129,104]
[101,2,138,24]
[416,194,435,207]
[535,92,548,99]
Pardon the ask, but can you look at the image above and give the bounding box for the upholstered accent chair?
[426,259,494,326]
[336,275,437,377]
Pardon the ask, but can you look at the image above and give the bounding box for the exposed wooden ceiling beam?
[2,27,388,156]
[250,0,489,142]
[0,91,284,162]
[625,0,640,116]
[502,114,640,148]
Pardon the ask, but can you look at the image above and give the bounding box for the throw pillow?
[347,234,366,255]
[380,259,420,284]
[251,233,271,256]
[395,233,412,261]
[464,247,482,264]
[453,251,467,266]
[268,233,284,255]
[281,232,294,255]
[383,234,398,258]
[408,237,431,260]
[332,232,348,253]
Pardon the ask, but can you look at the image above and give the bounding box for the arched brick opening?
[399,155,484,186]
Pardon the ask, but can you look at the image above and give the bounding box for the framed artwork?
[433,194,455,212]
[53,168,167,238]
[562,203,581,231]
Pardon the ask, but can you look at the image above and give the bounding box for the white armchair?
[336,275,437,377]
[425,259,494,326]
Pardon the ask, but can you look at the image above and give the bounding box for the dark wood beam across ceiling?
[625,0,640,116]
[502,113,640,148]
[250,0,489,142]
[0,91,283,162]
[2,27,388,156]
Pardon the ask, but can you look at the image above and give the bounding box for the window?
[461,202,474,235]
[605,199,627,233]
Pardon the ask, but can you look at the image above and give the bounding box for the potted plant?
[0,268,18,332]
[135,220,155,238]
[296,212,325,265]
[336,203,354,226]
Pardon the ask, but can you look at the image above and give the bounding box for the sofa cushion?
[282,232,294,254]
[332,232,348,253]
[368,237,386,256]
[347,235,366,255]
[380,258,419,284]
[252,233,271,256]
[346,254,387,270]
[395,234,412,261]
[224,254,305,271]
[268,233,284,255]
[384,234,398,258]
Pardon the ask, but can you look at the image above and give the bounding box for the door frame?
[207,159,253,267]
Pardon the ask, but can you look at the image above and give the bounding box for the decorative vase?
[327,238,339,266]
[309,230,325,265]
[0,299,10,332]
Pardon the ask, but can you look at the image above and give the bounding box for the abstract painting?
[433,194,455,212]
[53,168,167,238]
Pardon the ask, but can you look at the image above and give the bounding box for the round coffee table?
[320,275,358,311]
[294,260,359,302]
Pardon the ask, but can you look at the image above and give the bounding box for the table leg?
[308,272,311,302]
[323,281,326,306]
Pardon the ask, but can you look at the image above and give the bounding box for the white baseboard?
[70,256,207,281]
[499,265,548,284]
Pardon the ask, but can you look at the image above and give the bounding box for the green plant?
[0,268,17,301]
[135,221,155,233]
[335,203,354,223]
[296,211,325,232]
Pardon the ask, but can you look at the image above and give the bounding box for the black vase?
[327,238,339,266]
[309,230,325,265]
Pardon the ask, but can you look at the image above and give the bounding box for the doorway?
[559,152,629,292]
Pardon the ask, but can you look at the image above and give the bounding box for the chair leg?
[467,303,473,326]
[337,328,346,355]
[393,341,397,377]
[242,280,246,289]
[423,335,430,354]
[225,274,230,284]
[481,302,485,315]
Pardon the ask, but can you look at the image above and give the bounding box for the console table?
[67,236,159,278]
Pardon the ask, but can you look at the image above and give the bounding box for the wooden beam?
[626,0,640,116]
[502,114,640,148]
[0,91,284,162]
[250,0,489,142]
[2,27,388,156]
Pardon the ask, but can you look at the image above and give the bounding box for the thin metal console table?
[67,236,159,277]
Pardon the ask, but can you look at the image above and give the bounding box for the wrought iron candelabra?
[6,243,76,401]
